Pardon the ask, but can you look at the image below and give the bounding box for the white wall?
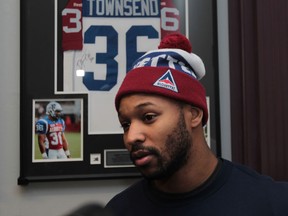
[217,0,232,160]
[0,1,137,215]
[0,0,230,215]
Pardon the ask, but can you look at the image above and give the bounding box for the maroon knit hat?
[115,33,208,125]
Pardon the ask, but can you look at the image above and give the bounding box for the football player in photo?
[35,101,71,159]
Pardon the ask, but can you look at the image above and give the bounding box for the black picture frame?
[18,0,220,185]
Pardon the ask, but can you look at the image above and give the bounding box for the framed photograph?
[19,0,219,185]
[33,99,83,162]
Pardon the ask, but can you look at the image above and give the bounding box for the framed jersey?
[19,0,220,185]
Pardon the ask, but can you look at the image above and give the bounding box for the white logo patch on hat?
[153,70,178,92]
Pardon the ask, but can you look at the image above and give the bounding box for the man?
[35,101,71,159]
[105,33,288,215]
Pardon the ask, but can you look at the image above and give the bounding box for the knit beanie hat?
[115,33,208,125]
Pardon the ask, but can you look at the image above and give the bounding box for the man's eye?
[120,122,130,131]
[143,114,156,122]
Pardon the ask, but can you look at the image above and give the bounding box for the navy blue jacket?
[106,159,288,216]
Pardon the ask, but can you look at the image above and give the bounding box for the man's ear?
[189,106,203,128]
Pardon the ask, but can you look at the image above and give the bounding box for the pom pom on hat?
[115,33,208,125]
[158,33,192,53]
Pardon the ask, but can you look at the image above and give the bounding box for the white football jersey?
[61,0,180,134]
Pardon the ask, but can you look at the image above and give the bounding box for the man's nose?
[124,121,145,146]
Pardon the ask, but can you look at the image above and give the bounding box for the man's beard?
[130,111,192,180]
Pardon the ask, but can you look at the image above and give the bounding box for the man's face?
[49,110,62,120]
[54,110,62,119]
[118,94,192,180]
